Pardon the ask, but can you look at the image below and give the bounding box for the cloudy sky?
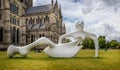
[33,0,120,41]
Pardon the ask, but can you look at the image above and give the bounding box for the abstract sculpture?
[7,21,99,58]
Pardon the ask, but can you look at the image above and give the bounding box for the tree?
[106,41,110,48]
[116,43,120,49]
[110,40,119,49]
[98,36,106,49]
[82,37,94,49]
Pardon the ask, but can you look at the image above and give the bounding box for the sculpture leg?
[7,37,56,58]
[26,37,56,50]
[7,45,19,58]
[88,35,99,57]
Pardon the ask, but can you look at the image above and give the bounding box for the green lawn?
[0,50,120,70]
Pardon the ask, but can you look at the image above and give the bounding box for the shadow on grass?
[4,56,107,61]
[3,56,32,60]
[33,56,107,61]
[13,57,31,59]
[74,57,107,59]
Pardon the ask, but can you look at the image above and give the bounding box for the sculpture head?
[75,21,84,31]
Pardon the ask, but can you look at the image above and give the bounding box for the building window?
[25,18,28,25]
[34,34,35,41]
[36,16,40,24]
[31,34,34,43]
[13,17,16,24]
[44,17,46,23]
[44,16,49,23]
[29,18,33,24]
[11,27,19,44]
[10,3,18,14]
[10,27,13,43]
[39,17,42,24]
[42,34,45,37]
[19,0,23,3]
[0,27,3,42]
[13,27,16,43]
[16,29,19,43]
[39,34,41,38]
[33,18,35,24]
[36,18,38,24]
[26,35,28,44]
[14,18,16,25]
[17,19,19,25]
[0,0,1,8]
[10,16,12,23]
[0,14,1,20]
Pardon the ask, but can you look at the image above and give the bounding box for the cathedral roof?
[25,4,52,15]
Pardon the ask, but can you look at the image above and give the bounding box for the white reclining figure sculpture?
[7,21,99,58]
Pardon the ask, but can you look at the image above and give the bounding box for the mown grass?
[0,50,120,70]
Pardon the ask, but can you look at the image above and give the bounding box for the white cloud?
[33,0,120,41]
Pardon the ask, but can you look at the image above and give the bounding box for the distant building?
[0,0,66,50]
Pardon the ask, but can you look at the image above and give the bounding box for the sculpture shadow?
[73,57,106,59]
[9,57,31,59]
[39,56,107,60]
[5,56,107,61]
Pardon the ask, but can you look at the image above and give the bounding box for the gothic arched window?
[20,0,23,3]
[44,17,46,23]
[29,18,32,24]
[34,34,35,41]
[0,27,3,42]
[31,34,34,43]
[40,18,42,23]
[26,35,28,44]
[25,18,28,25]
[16,29,19,43]
[46,15,49,22]
[10,27,13,43]
[42,34,45,37]
[36,18,38,24]
[13,27,16,43]
[17,19,19,25]
[38,16,40,24]
[0,0,1,8]
[39,34,41,38]
[33,18,35,24]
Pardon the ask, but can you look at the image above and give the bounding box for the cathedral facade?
[0,0,66,50]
